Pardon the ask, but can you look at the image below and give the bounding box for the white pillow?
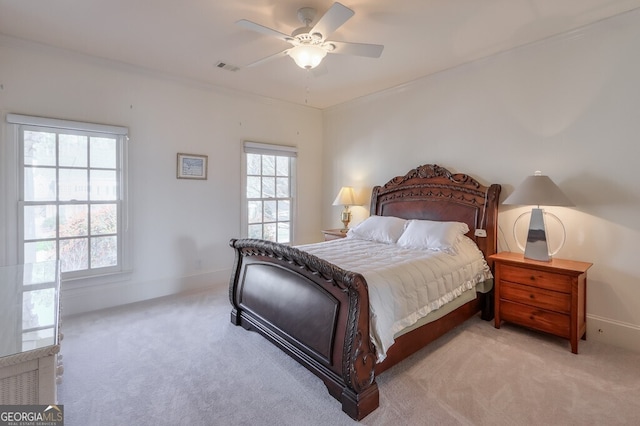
[396,219,470,253]
[347,215,407,244]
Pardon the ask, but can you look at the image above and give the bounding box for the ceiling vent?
[216,61,240,72]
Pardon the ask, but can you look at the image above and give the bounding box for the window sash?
[10,115,130,280]
[242,141,296,243]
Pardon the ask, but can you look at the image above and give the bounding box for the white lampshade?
[333,186,357,206]
[503,171,573,207]
[288,45,327,69]
[503,171,573,262]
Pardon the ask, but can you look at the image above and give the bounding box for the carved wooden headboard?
[370,164,501,262]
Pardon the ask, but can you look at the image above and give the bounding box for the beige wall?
[2,9,639,353]
[0,36,324,315]
[323,10,640,352]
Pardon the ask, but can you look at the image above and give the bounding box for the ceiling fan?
[236,2,384,70]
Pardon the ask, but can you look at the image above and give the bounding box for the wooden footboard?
[229,238,379,420]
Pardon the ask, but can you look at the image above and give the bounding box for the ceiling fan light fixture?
[237,2,383,70]
[288,45,327,69]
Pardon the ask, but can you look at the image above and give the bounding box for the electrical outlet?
[474,229,487,237]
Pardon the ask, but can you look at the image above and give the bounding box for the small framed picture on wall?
[177,153,208,180]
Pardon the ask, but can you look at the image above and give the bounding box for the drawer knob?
[529,294,535,299]
[529,315,535,320]
[529,275,536,281]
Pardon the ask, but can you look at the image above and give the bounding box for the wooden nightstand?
[322,229,347,241]
[489,252,592,354]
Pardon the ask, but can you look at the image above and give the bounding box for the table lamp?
[503,171,574,261]
[332,186,357,232]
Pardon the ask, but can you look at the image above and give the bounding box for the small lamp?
[332,186,357,233]
[503,171,574,261]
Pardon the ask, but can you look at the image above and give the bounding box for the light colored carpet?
[58,286,640,425]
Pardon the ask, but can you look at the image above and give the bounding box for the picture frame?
[177,153,208,180]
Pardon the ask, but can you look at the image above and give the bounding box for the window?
[243,141,297,243]
[7,114,130,279]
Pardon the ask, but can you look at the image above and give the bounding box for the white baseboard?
[60,268,231,317]
[587,315,640,353]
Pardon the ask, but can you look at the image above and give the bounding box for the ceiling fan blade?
[236,19,292,43]
[328,41,384,58]
[245,49,289,68]
[310,2,354,40]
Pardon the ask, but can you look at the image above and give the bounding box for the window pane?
[24,167,56,201]
[90,137,117,169]
[91,236,117,268]
[60,238,88,272]
[276,177,289,198]
[248,224,262,239]
[59,168,88,201]
[244,150,294,243]
[91,204,117,235]
[264,223,276,242]
[19,120,125,277]
[59,134,87,167]
[278,200,290,221]
[247,176,261,198]
[276,157,289,177]
[262,177,275,198]
[24,205,57,239]
[24,131,55,166]
[90,170,117,201]
[247,153,261,175]
[24,241,56,264]
[277,223,290,243]
[248,201,262,224]
[264,200,276,222]
[59,204,88,237]
[262,155,275,176]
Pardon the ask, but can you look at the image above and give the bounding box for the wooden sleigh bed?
[228,164,501,420]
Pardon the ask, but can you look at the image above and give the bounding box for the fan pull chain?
[304,71,311,104]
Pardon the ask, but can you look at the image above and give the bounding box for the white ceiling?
[1,0,639,109]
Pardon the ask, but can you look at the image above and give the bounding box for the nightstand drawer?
[500,301,570,338]
[501,264,571,293]
[500,281,571,314]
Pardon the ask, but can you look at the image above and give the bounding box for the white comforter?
[297,236,492,362]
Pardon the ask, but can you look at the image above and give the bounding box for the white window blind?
[7,114,128,135]
[243,141,297,157]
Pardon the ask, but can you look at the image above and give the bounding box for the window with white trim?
[7,114,130,279]
[242,141,297,243]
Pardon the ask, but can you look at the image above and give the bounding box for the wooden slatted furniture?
[0,261,62,404]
